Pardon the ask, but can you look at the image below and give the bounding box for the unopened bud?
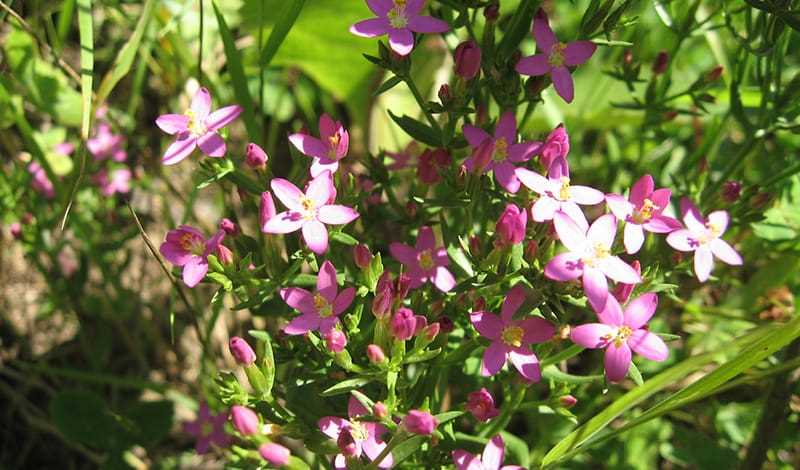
[367,344,387,364]
[324,330,347,353]
[246,143,268,170]
[473,296,486,312]
[217,244,234,265]
[337,429,358,457]
[722,180,742,203]
[9,222,22,240]
[373,401,388,418]
[705,65,723,83]
[230,405,259,436]
[438,84,452,106]
[353,244,373,269]
[406,201,418,217]
[484,2,499,21]
[651,51,669,75]
[259,442,290,467]
[229,336,256,366]
[219,218,238,236]
[439,316,454,333]
[559,395,578,408]
[454,40,481,80]
[525,239,539,259]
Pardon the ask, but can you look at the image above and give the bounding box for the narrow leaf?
[259,0,306,67]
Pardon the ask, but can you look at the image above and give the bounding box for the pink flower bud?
[403,410,438,435]
[466,388,500,422]
[229,336,256,366]
[373,401,388,418]
[473,296,486,312]
[260,191,277,232]
[395,273,411,300]
[484,2,499,21]
[612,260,640,304]
[9,222,22,240]
[391,307,418,341]
[259,442,290,467]
[438,84,452,105]
[367,344,386,364]
[219,218,238,236]
[559,395,578,408]
[454,40,481,80]
[496,203,527,245]
[651,50,669,75]
[353,244,373,269]
[337,429,359,457]
[406,201,418,217]
[525,239,539,259]
[469,235,481,256]
[439,316,454,333]
[216,244,234,265]
[246,143,268,170]
[423,322,440,341]
[705,65,723,83]
[324,330,347,353]
[722,180,742,203]
[230,405,259,436]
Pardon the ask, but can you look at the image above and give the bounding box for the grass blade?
[258,0,306,67]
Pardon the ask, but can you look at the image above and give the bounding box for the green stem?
[198,0,204,84]
[403,75,441,134]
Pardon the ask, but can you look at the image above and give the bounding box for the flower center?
[417,249,435,271]
[327,133,341,159]
[300,196,317,220]
[493,137,508,161]
[388,2,408,28]
[184,109,207,136]
[350,421,369,441]
[558,176,571,201]
[313,293,334,318]
[582,242,610,267]
[548,42,567,67]
[632,198,658,224]
[201,422,213,436]
[501,325,524,347]
[180,232,205,255]
[696,221,722,245]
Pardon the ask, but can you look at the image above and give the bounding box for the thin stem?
[198,0,204,84]
[403,75,441,134]
[258,0,266,145]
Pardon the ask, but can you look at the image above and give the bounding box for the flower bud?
[473,296,486,312]
[260,191,277,232]
[623,49,634,66]
[496,203,527,245]
[438,316,454,333]
[219,218,238,236]
[705,65,723,83]
[259,442,290,467]
[663,111,678,122]
[217,244,234,265]
[559,395,578,408]
[229,336,256,366]
[423,322,440,342]
[9,222,22,240]
[230,405,259,436]
[406,201,418,217]
[246,143,268,170]
[484,1,499,21]
[353,244,373,269]
[612,260,640,304]
[470,139,495,174]
[722,180,742,203]
[438,84,452,106]
[403,410,438,435]
[373,401,388,418]
[324,330,347,353]
[337,429,359,457]
[395,273,411,300]
[466,388,500,422]
[454,40,481,80]
[651,50,669,75]
[390,307,417,341]
[469,235,481,256]
[525,76,548,96]
[525,239,539,259]
[367,344,387,364]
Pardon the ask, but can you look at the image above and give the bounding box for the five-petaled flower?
[515,9,597,103]
[470,285,555,382]
[318,396,393,469]
[262,171,359,255]
[183,403,231,454]
[606,174,682,254]
[666,199,742,282]
[390,226,456,292]
[570,293,669,382]
[155,87,242,165]
[159,225,225,288]
[545,212,641,312]
[289,114,349,177]
[453,434,524,470]
[281,260,356,335]
[350,0,449,56]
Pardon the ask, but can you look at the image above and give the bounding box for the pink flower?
[319,396,393,468]
[260,191,277,231]
[454,40,482,80]
[390,226,456,292]
[325,329,348,353]
[289,114,349,177]
[470,285,554,381]
[350,0,449,56]
[516,161,604,230]
[386,141,420,170]
[463,111,541,193]
[230,405,259,436]
[229,336,257,365]
[159,226,225,287]
[262,171,359,255]
[515,9,597,103]
[538,125,570,170]
[259,442,291,467]
[93,168,132,196]
[367,344,387,364]
[155,87,242,165]
[605,174,682,254]
[666,199,742,282]
[53,142,75,156]
[452,435,524,470]
[246,142,269,170]
[570,293,669,382]
[87,123,127,162]
[417,148,451,184]
[280,260,355,335]
[546,212,640,311]
[28,162,55,199]
[466,388,500,422]
[403,409,438,435]
[183,403,231,454]
[390,307,426,341]
[495,203,527,245]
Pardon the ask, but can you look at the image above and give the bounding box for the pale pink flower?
[289,114,349,177]
[319,396,393,469]
[183,403,231,454]
[280,260,355,335]
[87,123,127,162]
[453,435,524,470]
[159,226,225,287]
[93,168,131,196]
[259,442,291,467]
[350,0,449,56]
[28,162,55,199]
[389,226,456,292]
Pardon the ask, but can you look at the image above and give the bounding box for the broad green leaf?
[50,390,126,450]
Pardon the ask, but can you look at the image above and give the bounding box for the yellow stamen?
[313,293,333,318]
[493,137,508,161]
[350,421,368,441]
[632,198,658,224]
[501,325,524,348]
[418,249,435,271]
[300,196,317,220]
[558,176,571,201]
[582,242,610,267]
[613,326,633,347]
[548,42,567,67]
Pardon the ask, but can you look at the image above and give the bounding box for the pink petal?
[629,174,654,207]
[563,41,596,66]
[624,222,645,254]
[310,158,340,178]
[560,201,590,232]
[270,179,304,211]
[551,66,575,103]
[205,105,242,132]
[570,323,614,348]
[306,171,334,206]
[583,266,609,312]
[191,87,212,120]
[470,311,504,341]
[570,185,605,205]
[644,215,682,233]
[182,256,208,287]
[390,242,418,266]
[694,245,713,282]
[650,187,672,210]
[604,341,632,382]
[494,161,520,193]
[666,229,696,252]
[350,17,390,37]
[482,435,505,470]
[160,242,191,266]
[508,141,541,162]
[707,211,729,234]
[515,168,548,194]
[597,295,624,326]
[283,312,321,335]
[317,260,338,301]
[318,416,348,439]
[197,132,226,157]
[416,226,436,251]
[163,136,197,165]
[453,450,482,470]
[407,15,449,33]
[366,0,393,16]
[302,220,329,255]
[318,205,359,225]
[280,287,316,315]
[433,266,456,292]
[289,133,329,159]
[501,284,526,321]
[406,0,424,15]
[509,349,541,382]
[628,330,669,361]
[606,193,634,219]
[531,196,558,222]
[711,238,742,265]
[682,201,707,233]
[318,113,337,139]
[481,341,507,376]
[519,317,555,344]
[515,54,550,76]
[600,256,641,284]
[587,214,617,248]
[463,125,491,148]
[494,110,517,142]
[156,114,190,134]
[554,210,588,252]
[262,211,305,234]
[334,287,356,315]
[532,9,557,51]
[388,28,414,56]
[362,426,393,468]
[544,252,583,281]
[623,292,658,329]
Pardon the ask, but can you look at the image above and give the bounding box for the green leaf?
[373,75,403,96]
[433,411,464,424]
[629,362,644,386]
[50,390,125,450]
[212,1,259,140]
[388,110,441,147]
[389,435,427,463]
[330,230,359,246]
[95,0,155,106]
[497,0,538,58]
[123,400,174,447]
[320,377,373,396]
[258,0,306,67]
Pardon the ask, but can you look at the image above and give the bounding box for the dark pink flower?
[515,9,597,103]
[261,171,359,255]
[470,285,554,381]
[496,203,527,245]
[350,0,449,56]
[246,142,268,170]
[417,148,451,184]
[605,174,682,254]
[463,111,541,193]
[319,396,393,468]
[183,403,231,454]
[390,226,456,292]
[453,435,524,470]
[390,307,426,341]
[403,409,438,435]
[230,405,259,436]
[571,293,669,382]
[454,40,482,80]
[229,336,256,365]
[259,442,291,467]
[466,388,500,422]
[280,260,355,335]
[538,125,570,170]
[155,87,242,165]
[159,226,225,287]
[289,114,349,177]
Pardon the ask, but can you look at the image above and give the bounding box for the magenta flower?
[495,203,528,246]
[262,171,359,255]
[515,9,597,103]
[403,409,438,435]
[463,111,541,193]
[570,293,669,382]
[246,142,269,170]
[350,0,449,56]
[325,329,348,353]
[318,396,393,469]
[453,435,524,470]
[386,141,419,170]
[230,405,259,436]
[417,148,451,184]
[390,226,456,292]
[545,212,641,312]
[93,168,131,196]
[516,160,604,230]
[87,123,127,162]
[28,162,55,199]
[538,125,570,170]
[289,114,349,177]
[280,260,356,335]
[470,285,554,381]
[390,307,426,341]
[229,336,257,366]
[159,226,225,288]
[606,174,682,254]
[259,442,291,467]
[183,403,231,454]
[666,200,742,282]
[155,87,242,165]
[466,388,500,422]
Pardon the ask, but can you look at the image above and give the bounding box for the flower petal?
[160,241,191,266]
[707,211,729,234]
[482,435,505,470]
[163,136,197,165]
[600,256,641,284]
[302,220,329,255]
[407,15,449,33]
[318,205,359,225]
[362,425,393,468]
[644,215,682,233]
[453,450,482,470]
[493,161,520,193]
[509,349,541,382]
[416,226,436,251]
[583,266,609,312]
[598,295,624,326]
[388,28,414,56]
[197,132,226,157]
[508,141,541,162]
[563,41,596,66]
[495,110,517,142]
[570,185,605,205]
[604,341,632,382]
[587,214,617,248]
[519,317,555,344]
[283,312,321,335]
[544,252,583,281]
[554,210,588,252]
[630,175,654,206]
[501,284,526,321]
[560,201,590,232]
[205,105,242,132]
[531,196,558,222]
[289,133,329,159]
[628,330,669,361]
[433,266,456,292]
[280,287,316,315]
[156,114,189,134]
[318,416,348,440]
[306,171,334,206]
[310,158,340,178]
[182,256,208,287]
[650,187,672,210]
[515,168,548,194]
[390,242,418,266]
[317,260,338,301]
[624,292,658,329]
[191,87,212,120]
[605,193,634,219]
[470,311,503,341]
[481,341,507,376]
[334,287,356,315]
[350,17,390,37]
[694,245,713,282]
[262,211,305,234]
[533,9,557,51]
[711,238,742,266]
[570,323,614,348]
[270,178,304,211]
[515,53,550,76]
[463,125,492,148]
[551,66,575,103]
[624,222,645,254]
[666,229,696,252]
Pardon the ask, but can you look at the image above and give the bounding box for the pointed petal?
[262,211,305,234]
[628,330,669,361]
[160,242,191,266]
[289,133,329,159]
[533,9,557,51]
[470,311,503,341]
[600,256,641,284]
[630,175,654,206]
[650,187,672,209]
[310,158,340,178]
[317,260,338,300]
[334,287,356,315]
[682,200,706,233]
[587,214,617,248]
[570,323,614,348]
[644,215,682,233]
[482,435,505,470]
[302,220,329,255]
[551,66,575,103]
[283,313,321,335]
[605,193,634,219]
[318,416,348,439]
[495,111,517,142]
[563,41,596,66]
[598,295,624,326]
[624,223,645,254]
[350,17,390,37]
[416,226,436,251]
[463,125,491,148]
[508,141,541,162]
[306,171,334,206]
[280,287,316,315]
[554,210,588,252]
[694,245,713,282]
[362,427,393,468]
[519,317,555,344]
[515,54,550,76]
[163,137,197,165]
[666,229,696,252]
[707,211,729,234]
[182,256,208,287]
[544,252,583,281]
[453,450,482,470]
[191,87,212,120]
[318,205,359,225]
[270,178,304,211]
[433,266,456,292]
[156,114,189,134]
[205,105,242,131]
[388,28,414,56]
[515,168,548,194]
[570,185,605,205]
[367,0,393,15]
[501,284,526,321]
[531,196,558,221]
[560,201,590,232]
[604,342,632,382]
[494,161,520,193]
[624,292,658,329]
[711,238,742,265]
[390,242,418,266]
[481,341,507,376]
[407,15,449,33]
[509,349,541,382]
[197,132,226,157]
[583,266,609,312]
